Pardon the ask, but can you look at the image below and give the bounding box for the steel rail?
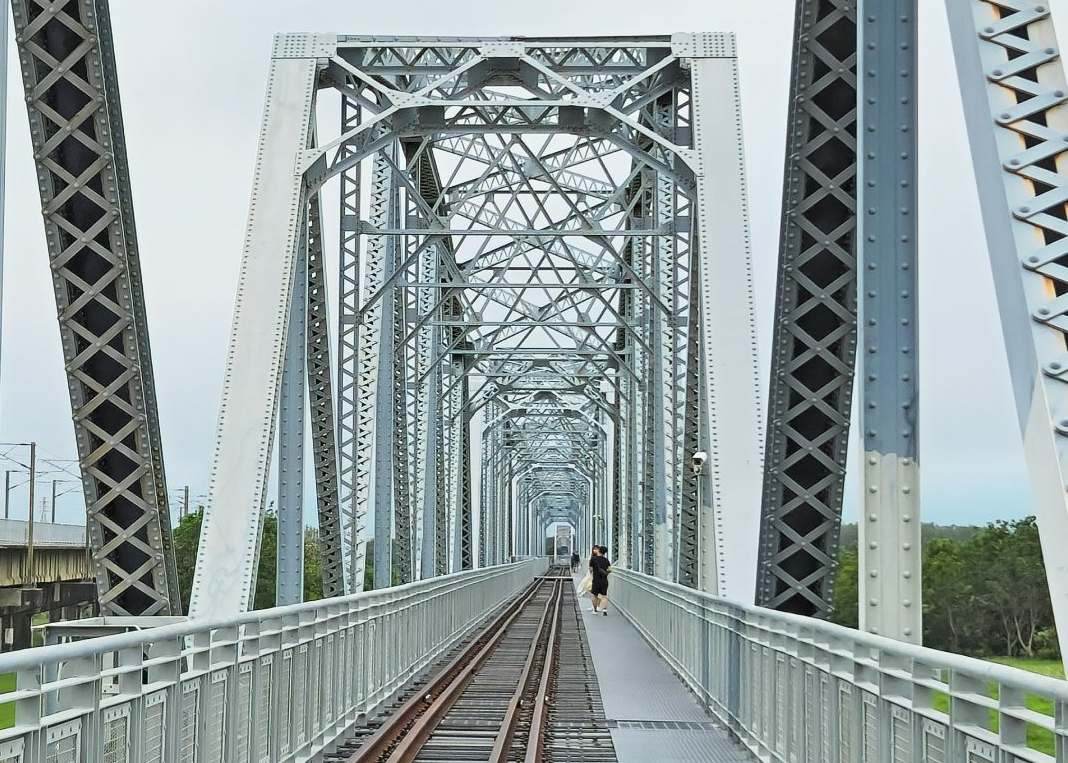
[346,578,547,762]
[522,581,563,763]
[488,579,563,762]
[383,581,559,762]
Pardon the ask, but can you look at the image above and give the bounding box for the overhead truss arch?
[191,32,763,618]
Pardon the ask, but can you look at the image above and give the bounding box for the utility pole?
[26,442,35,586]
[50,479,56,523]
[3,470,9,519]
[183,485,189,520]
[0,0,8,440]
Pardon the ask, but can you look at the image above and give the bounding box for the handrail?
[613,568,1068,762]
[0,559,541,763]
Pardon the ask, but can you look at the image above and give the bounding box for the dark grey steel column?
[372,171,399,590]
[306,194,345,597]
[11,0,178,614]
[458,374,474,570]
[857,0,919,643]
[755,0,859,617]
[678,246,704,589]
[391,259,413,584]
[276,211,308,606]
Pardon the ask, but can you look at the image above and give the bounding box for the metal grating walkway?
[575,577,755,763]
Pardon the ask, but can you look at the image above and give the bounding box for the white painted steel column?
[946,0,1068,669]
[191,42,322,619]
[681,34,765,602]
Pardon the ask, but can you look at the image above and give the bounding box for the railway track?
[334,567,614,763]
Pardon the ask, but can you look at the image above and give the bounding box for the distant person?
[570,551,580,572]
[589,545,612,616]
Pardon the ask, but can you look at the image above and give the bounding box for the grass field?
[928,657,1063,754]
[0,673,13,730]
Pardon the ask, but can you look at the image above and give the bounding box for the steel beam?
[276,216,307,607]
[337,96,364,593]
[190,44,318,619]
[687,42,765,602]
[755,0,859,618]
[305,192,345,597]
[11,0,178,615]
[856,0,920,644]
[371,150,399,590]
[947,0,1068,666]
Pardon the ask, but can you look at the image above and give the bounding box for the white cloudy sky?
[0,1,1049,526]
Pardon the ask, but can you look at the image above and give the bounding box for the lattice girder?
[11,0,179,615]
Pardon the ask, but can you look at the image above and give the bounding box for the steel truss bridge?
[1,0,1068,761]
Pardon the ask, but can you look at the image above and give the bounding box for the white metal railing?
[0,519,86,548]
[613,569,1068,763]
[0,559,539,763]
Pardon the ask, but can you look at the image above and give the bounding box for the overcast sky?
[0,1,1048,526]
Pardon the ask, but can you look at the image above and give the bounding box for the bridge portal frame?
[191,33,764,619]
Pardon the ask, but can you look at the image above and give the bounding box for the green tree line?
[832,516,1059,660]
[173,509,396,613]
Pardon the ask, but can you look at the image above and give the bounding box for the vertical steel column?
[459,374,474,570]
[276,216,308,606]
[354,149,393,593]
[372,308,394,590]
[391,244,413,584]
[11,0,180,615]
[679,245,705,590]
[652,99,678,580]
[435,377,449,575]
[420,357,441,578]
[685,35,765,602]
[305,192,345,597]
[611,412,624,564]
[627,377,641,570]
[946,0,1068,665]
[856,0,919,643]
[416,243,440,577]
[372,154,400,590]
[754,0,860,617]
[479,425,491,567]
[337,99,368,593]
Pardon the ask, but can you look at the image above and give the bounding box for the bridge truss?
[189,33,765,619]
[8,0,1068,668]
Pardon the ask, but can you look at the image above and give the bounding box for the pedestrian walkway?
[575,576,755,763]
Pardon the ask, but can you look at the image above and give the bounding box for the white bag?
[579,571,593,594]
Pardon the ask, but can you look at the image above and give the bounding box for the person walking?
[589,545,611,615]
[570,551,580,572]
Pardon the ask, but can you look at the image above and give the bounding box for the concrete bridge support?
[0,581,97,651]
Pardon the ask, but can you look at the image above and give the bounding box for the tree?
[172,509,204,615]
[966,518,1053,657]
[304,528,324,601]
[252,513,278,610]
[833,517,1058,660]
[830,545,859,629]
[922,538,974,653]
[171,509,326,614]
